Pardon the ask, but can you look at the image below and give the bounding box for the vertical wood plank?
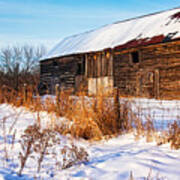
[97,53,100,77]
[154,69,160,99]
[91,55,93,77]
[85,54,88,77]
[109,51,113,76]
[100,53,103,77]
[136,72,140,96]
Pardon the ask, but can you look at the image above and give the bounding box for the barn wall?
[113,40,180,99]
[113,51,137,97]
[40,55,86,94]
[40,40,180,99]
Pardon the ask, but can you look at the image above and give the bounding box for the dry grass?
[0,85,180,148]
[0,86,125,140]
[60,89,123,140]
[168,121,180,149]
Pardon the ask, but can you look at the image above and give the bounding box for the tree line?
[0,45,46,91]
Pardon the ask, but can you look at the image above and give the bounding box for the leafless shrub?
[18,125,89,176]
[61,143,89,169]
[18,125,37,175]
[18,125,60,175]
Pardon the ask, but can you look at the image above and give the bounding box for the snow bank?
[53,134,180,180]
[0,101,180,179]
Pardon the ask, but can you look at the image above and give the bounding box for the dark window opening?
[61,78,65,82]
[77,63,82,75]
[82,57,85,75]
[77,58,85,75]
[53,61,58,66]
[131,51,139,63]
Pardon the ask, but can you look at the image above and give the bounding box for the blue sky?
[0,0,179,50]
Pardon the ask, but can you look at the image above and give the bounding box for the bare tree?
[0,45,46,90]
[22,45,46,73]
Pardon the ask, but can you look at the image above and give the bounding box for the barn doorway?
[75,58,86,91]
[137,69,159,99]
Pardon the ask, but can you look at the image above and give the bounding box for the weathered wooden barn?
[40,7,180,99]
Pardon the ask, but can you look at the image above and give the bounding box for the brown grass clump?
[56,89,73,117]
[66,91,121,140]
[66,95,100,140]
[55,87,133,140]
[155,121,180,149]
[168,121,180,149]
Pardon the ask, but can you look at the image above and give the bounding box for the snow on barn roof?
[42,7,180,60]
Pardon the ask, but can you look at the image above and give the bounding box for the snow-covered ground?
[0,103,180,180]
[62,136,180,180]
[124,98,180,130]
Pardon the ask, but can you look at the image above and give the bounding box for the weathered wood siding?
[40,55,86,94]
[113,40,180,99]
[86,51,113,78]
[40,40,180,99]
